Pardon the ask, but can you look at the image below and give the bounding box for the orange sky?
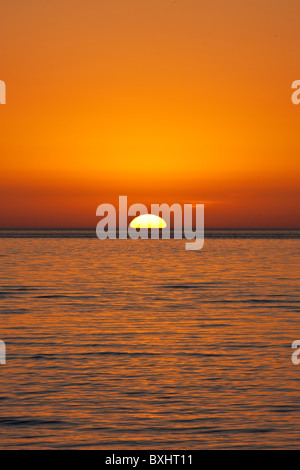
[1,0,300,228]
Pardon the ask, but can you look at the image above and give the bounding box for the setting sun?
[130,214,167,229]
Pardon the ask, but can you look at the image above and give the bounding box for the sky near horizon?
[1,0,300,228]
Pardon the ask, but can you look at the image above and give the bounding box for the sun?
[130,214,167,229]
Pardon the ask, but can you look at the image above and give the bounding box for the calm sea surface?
[0,231,300,449]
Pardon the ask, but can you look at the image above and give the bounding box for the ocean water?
[0,232,300,449]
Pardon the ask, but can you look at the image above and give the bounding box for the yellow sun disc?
[130,214,167,229]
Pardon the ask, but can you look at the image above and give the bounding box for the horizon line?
[1,227,300,231]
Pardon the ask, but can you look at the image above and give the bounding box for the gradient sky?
[1,0,300,228]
